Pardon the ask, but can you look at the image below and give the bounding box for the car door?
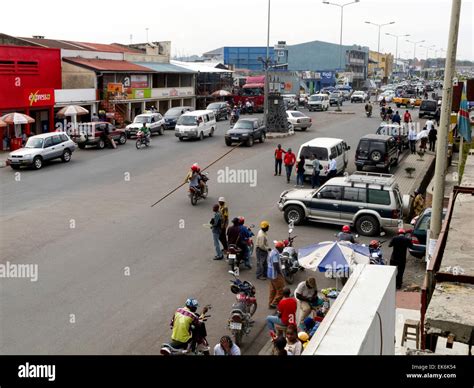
[340,187,367,222]
[51,134,65,158]
[42,136,56,160]
[309,185,343,221]
[253,120,260,138]
[149,115,158,132]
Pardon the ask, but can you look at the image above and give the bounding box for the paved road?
[0,102,414,355]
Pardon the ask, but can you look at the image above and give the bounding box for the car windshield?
[310,95,323,101]
[300,146,328,161]
[242,88,263,96]
[25,138,44,148]
[177,116,198,126]
[134,116,151,124]
[233,121,253,130]
[165,108,183,117]
[290,112,305,118]
[207,103,221,109]
[421,101,437,110]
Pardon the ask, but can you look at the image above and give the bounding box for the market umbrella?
[0,119,7,127]
[298,241,370,289]
[0,112,35,125]
[416,129,430,140]
[57,105,89,131]
[211,90,231,97]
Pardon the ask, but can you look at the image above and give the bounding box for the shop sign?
[25,88,55,107]
[131,88,151,99]
[131,75,148,89]
[107,83,123,93]
[170,88,178,97]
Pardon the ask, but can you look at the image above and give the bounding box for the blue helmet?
[185,298,199,309]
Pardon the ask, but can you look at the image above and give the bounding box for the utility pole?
[429,0,462,260]
[386,33,410,73]
[264,0,271,130]
[407,39,425,76]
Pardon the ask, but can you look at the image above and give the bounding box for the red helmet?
[283,239,290,247]
[191,164,200,172]
[342,225,351,233]
[238,216,245,225]
[275,241,285,249]
[398,228,406,234]
[369,240,379,248]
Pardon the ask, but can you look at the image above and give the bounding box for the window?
[180,74,193,87]
[153,74,166,88]
[167,73,179,87]
[368,189,391,205]
[336,143,343,156]
[44,138,53,148]
[52,135,62,145]
[60,134,69,142]
[300,146,328,161]
[318,186,342,200]
[330,147,337,159]
[417,214,430,231]
[343,187,366,203]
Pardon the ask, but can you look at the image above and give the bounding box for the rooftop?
[63,58,155,73]
[134,62,196,74]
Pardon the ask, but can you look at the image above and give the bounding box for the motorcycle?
[160,305,212,356]
[135,130,150,149]
[366,240,387,265]
[230,112,238,126]
[365,106,372,117]
[280,228,303,284]
[227,271,257,346]
[189,173,209,206]
[227,224,255,275]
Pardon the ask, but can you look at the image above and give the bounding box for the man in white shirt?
[213,336,241,355]
[425,119,435,131]
[327,157,337,179]
[408,124,417,154]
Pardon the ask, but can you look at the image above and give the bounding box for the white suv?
[126,113,165,138]
[307,94,329,111]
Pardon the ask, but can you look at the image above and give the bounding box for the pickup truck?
[392,94,422,108]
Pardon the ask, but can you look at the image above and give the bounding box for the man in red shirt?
[265,288,297,333]
[283,148,297,183]
[274,144,286,176]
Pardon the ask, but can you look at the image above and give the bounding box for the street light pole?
[264,0,271,130]
[406,39,425,75]
[323,1,360,72]
[386,33,410,73]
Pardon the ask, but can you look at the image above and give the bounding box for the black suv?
[355,134,399,173]
[329,92,344,106]
[419,99,439,119]
[225,118,266,147]
[206,102,228,121]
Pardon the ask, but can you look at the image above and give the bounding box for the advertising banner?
[24,88,55,107]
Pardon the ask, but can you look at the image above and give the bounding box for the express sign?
[25,88,55,107]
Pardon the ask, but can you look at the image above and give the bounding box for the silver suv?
[278,172,404,236]
[7,132,77,170]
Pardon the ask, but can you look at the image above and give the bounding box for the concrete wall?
[304,265,396,355]
[61,49,123,61]
[62,62,96,89]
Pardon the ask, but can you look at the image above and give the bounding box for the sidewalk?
[394,151,435,198]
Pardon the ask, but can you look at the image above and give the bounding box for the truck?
[233,76,265,112]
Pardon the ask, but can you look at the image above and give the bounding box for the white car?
[126,113,165,138]
[307,94,329,111]
[351,91,368,103]
[377,91,395,103]
[286,111,312,131]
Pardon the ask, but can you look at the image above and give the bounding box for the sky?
[2,0,473,60]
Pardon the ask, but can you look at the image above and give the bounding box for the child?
[285,324,302,355]
[272,335,287,356]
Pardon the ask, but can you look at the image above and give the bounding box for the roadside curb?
[266,131,295,139]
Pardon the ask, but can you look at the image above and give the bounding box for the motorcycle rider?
[227,217,246,266]
[184,163,206,195]
[169,298,209,352]
[369,240,383,264]
[337,225,357,243]
[365,101,373,116]
[238,216,254,269]
[139,122,151,143]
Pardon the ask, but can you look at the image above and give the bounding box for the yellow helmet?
[260,221,270,229]
[298,332,309,342]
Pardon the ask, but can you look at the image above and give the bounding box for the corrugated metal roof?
[63,57,155,72]
[171,60,232,73]
[17,37,86,50]
[134,62,196,73]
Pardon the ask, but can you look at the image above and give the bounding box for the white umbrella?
[211,90,231,97]
[0,119,7,127]
[416,129,429,140]
[0,112,35,125]
[57,105,89,131]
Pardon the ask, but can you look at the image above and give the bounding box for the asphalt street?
[0,101,417,355]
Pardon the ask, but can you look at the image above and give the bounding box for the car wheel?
[199,132,204,141]
[61,150,71,163]
[356,165,363,171]
[209,128,214,137]
[301,127,307,131]
[259,133,265,143]
[78,143,86,149]
[98,139,106,149]
[33,156,43,170]
[178,137,184,142]
[159,126,164,136]
[370,150,383,162]
[356,215,380,237]
[225,139,232,146]
[247,136,254,147]
[119,134,127,145]
[284,206,305,226]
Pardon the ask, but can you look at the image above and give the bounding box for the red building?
[0,45,62,150]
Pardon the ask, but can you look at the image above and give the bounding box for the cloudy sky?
[2,0,473,60]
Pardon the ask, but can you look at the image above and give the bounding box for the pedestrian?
[428,126,437,152]
[425,118,435,131]
[419,126,428,152]
[91,113,100,122]
[256,221,271,280]
[403,110,412,125]
[392,110,401,125]
[310,154,321,189]
[267,241,286,309]
[412,190,425,217]
[295,156,306,187]
[285,324,303,356]
[238,216,253,269]
[210,204,224,260]
[272,336,288,356]
[218,197,229,252]
[294,277,320,327]
[327,156,337,179]
[213,335,241,355]
[408,123,417,154]
[266,287,297,334]
[389,228,414,290]
[283,148,296,183]
[274,144,286,176]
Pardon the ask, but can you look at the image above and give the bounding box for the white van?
[307,94,330,111]
[175,110,217,141]
[297,137,350,178]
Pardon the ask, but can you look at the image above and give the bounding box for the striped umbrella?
[0,112,35,125]
[211,90,231,97]
[56,105,89,117]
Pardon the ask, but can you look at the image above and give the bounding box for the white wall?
[55,89,97,104]
[151,87,195,99]
[304,264,396,355]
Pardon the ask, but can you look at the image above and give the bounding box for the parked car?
[329,92,344,106]
[351,91,369,103]
[206,102,228,121]
[286,111,312,131]
[125,113,165,138]
[297,137,350,179]
[8,132,77,170]
[355,134,400,173]
[163,106,194,129]
[418,99,438,119]
[308,94,330,111]
[409,208,447,258]
[71,122,127,149]
[278,172,404,236]
[299,93,309,106]
[175,110,216,141]
[376,123,409,149]
[225,118,266,147]
[282,94,298,110]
